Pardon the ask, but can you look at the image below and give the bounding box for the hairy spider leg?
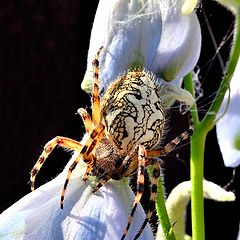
[77,108,93,132]
[92,46,104,125]
[77,46,104,183]
[121,145,147,240]
[92,174,112,193]
[30,136,83,191]
[133,160,160,240]
[82,155,95,181]
[77,108,95,181]
[147,113,194,158]
[60,123,105,209]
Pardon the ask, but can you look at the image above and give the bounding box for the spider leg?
[92,46,103,125]
[92,174,112,193]
[121,145,146,240]
[147,113,194,158]
[30,136,82,191]
[133,160,160,240]
[77,108,93,132]
[60,123,105,209]
[82,155,95,181]
[118,145,139,177]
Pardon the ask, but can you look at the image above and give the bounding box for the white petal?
[83,0,162,91]
[216,58,240,167]
[82,0,201,93]
[156,180,235,240]
[151,0,201,82]
[181,0,198,15]
[161,80,195,108]
[0,155,153,240]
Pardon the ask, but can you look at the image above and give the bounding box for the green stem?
[184,73,200,127]
[184,72,206,240]
[190,128,207,240]
[156,174,176,240]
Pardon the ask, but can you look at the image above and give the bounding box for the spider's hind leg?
[133,159,161,240]
[121,145,146,240]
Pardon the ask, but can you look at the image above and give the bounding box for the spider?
[30,46,193,240]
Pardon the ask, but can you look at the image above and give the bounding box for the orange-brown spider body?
[30,47,193,240]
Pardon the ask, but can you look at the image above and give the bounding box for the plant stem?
[190,128,207,240]
[184,72,206,240]
[156,174,176,240]
[183,73,199,127]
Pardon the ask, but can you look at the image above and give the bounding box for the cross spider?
[30,47,193,240]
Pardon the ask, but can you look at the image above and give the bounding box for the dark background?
[0,0,239,239]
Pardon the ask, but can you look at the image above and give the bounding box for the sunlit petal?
[82,0,162,91]
[0,156,153,240]
[151,0,201,83]
[82,0,201,92]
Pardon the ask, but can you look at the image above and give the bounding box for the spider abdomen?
[102,69,166,153]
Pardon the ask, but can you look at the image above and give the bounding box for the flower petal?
[82,0,201,93]
[161,80,195,107]
[151,0,201,83]
[0,155,154,240]
[82,0,162,91]
[181,0,198,15]
[216,58,240,167]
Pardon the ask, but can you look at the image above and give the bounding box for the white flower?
[0,154,154,240]
[82,0,201,108]
[216,58,240,167]
[156,180,236,240]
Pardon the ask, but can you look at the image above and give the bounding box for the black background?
[0,0,239,239]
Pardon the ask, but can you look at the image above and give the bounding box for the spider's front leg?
[77,108,95,180]
[121,145,146,240]
[60,123,105,209]
[92,46,103,125]
[30,136,82,191]
[77,108,93,133]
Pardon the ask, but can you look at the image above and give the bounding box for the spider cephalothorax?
[30,47,193,240]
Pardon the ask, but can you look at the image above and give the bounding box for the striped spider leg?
[30,47,106,209]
